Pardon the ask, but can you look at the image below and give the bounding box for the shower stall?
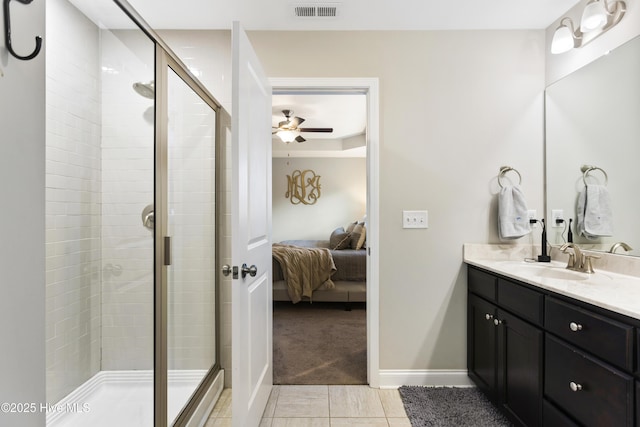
[45,0,222,425]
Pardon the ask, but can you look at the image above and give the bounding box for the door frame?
[270,77,380,387]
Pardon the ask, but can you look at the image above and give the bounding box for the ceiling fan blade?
[295,135,306,143]
[289,116,305,128]
[298,127,333,133]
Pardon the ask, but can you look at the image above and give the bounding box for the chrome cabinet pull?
[569,322,583,332]
[570,381,583,392]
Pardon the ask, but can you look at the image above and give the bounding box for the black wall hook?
[3,0,42,61]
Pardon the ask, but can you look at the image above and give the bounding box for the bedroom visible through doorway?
[271,90,369,385]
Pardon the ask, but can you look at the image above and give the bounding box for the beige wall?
[272,157,367,243]
[249,30,546,371]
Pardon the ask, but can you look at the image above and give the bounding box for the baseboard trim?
[378,369,474,389]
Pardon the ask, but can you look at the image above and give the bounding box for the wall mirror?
[545,35,640,257]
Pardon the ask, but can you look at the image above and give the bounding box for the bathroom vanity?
[465,247,640,427]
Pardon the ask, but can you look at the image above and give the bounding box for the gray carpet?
[398,386,511,427]
[273,301,366,385]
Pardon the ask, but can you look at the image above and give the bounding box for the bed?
[272,238,367,304]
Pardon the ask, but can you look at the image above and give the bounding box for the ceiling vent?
[293,3,340,18]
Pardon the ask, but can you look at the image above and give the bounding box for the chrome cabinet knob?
[569,322,583,332]
[570,381,583,392]
[485,313,493,321]
[493,318,503,326]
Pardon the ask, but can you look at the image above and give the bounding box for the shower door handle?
[141,204,154,230]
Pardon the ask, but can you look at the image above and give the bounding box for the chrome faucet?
[609,242,633,254]
[559,243,599,274]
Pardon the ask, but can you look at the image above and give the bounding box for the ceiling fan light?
[551,24,576,54]
[277,130,297,143]
[581,0,608,32]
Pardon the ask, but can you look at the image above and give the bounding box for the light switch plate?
[403,210,428,229]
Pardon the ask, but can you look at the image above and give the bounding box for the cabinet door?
[545,335,634,427]
[468,293,498,400]
[498,309,543,427]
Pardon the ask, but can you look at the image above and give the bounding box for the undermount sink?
[534,267,589,281]
[493,260,590,281]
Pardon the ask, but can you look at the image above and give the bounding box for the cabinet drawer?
[545,335,634,427]
[545,297,633,371]
[498,279,543,326]
[543,400,578,427]
[468,267,497,302]
[637,381,640,427]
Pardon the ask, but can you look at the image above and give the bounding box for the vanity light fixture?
[551,0,626,54]
[581,0,608,31]
[551,18,581,54]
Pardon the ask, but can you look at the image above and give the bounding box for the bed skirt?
[272,280,366,303]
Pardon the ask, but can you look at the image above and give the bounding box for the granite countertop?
[463,244,640,321]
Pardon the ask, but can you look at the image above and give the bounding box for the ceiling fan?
[273,109,333,143]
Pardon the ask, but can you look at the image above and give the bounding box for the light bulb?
[581,0,608,32]
[551,25,575,54]
[277,130,297,143]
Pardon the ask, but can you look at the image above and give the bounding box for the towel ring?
[581,165,608,186]
[498,166,522,188]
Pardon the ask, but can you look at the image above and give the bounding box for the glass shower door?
[165,67,218,424]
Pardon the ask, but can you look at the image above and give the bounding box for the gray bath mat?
[398,386,511,426]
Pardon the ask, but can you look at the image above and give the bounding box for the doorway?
[270,78,380,387]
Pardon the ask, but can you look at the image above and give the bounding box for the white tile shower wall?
[45,0,102,404]
[100,30,155,370]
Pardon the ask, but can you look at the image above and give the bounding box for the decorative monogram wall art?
[286,169,322,205]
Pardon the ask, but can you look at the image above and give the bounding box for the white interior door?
[231,21,273,427]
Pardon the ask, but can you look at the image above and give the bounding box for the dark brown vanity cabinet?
[468,265,639,427]
[468,268,543,427]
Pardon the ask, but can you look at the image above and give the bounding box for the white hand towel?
[577,184,613,239]
[498,185,532,240]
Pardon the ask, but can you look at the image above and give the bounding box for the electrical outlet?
[527,210,537,220]
[552,209,564,228]
[403,210,428,229]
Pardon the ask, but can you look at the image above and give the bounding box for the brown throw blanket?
[272,243,336,303]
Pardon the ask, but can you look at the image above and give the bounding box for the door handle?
[222,265,232,277]
[241,263,257,278]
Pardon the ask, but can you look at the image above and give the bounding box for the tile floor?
[206,385,411,426]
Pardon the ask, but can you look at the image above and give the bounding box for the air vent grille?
[293,3,340,18]
[317,6,337,17]
[295,6,316,17]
